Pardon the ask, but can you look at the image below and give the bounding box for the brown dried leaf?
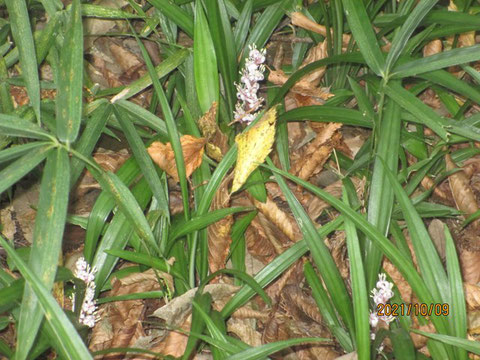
[280,285,323,324]
[263,313,290,344]
[423,39,443,57]
[446,154,479,216]
[464,283,480,311]
[252,195,302,242]
[458,245,480,284]
[427,219,447,261]
[291,127,342,181]
[148,135,206,182]
[291,12,350,46]
[208,175,233,275]
[227,317,263,347]
[266,260,304,302]
[198,102,229,162]
[89,269,165,359]
[150,316,190,358]
[298,41,329,87]
[268,69,334,100]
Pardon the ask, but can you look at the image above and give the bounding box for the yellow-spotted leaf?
[232,107,278,193]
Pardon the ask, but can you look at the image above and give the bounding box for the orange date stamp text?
[376,303,449,317]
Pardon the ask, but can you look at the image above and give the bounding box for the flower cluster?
[74,257,98,328]
[233,44,267,123]
[369,273,395,328]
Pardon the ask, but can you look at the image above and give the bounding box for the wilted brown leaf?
[280,285,323,324]
[446,154,479,217]
[268,69,334,100]
[427,219,447,261]
[465,283,480,311]
[208,175,233,276]
[89,269,166,359]
[148,135,206,182]
[423,39,443,57]
[228,317,263,347]
[291,126,342,181]
[252,195,302,242]
[198,102,229,162]
[245,217,278,264]
[291,12,350,46]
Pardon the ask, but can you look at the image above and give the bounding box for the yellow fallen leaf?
[232,106,278,192]
[148,135,206,182]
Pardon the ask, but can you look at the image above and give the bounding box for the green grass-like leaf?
[0,236,92,359]
[56,0,83,144]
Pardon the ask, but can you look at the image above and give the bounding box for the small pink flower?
[234,44,266,123]
[74,257,99,328]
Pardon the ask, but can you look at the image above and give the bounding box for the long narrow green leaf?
[445,226,467,360]
[304,262,353,352]
[0,141,50,164]
[89,168,160,254]
[0,236,92,359]
[5,0,41,123]
[0,114,55,140]
[393,44,480,79]
[279,106,373,128]
[244,0,291,51]
[169,207,250,243]
[16,148,70,360]
[267,159,355,336]
[70,103,112,186]
[84,158,140,263]
[365,100,401,289]
[343,187,369,360]
[233,0,253,56]
[146,0,193,37]
[384,0,437,75]
[411,331,480,354]
[110,48,189,103]
[382,163,449,304]
[56,0,83,143]
[205,0,236,114]
[92,178,152,293]
[114,106,169,219]
[383,82,448,140]
[226,338,329,360]
[194,1,219,113]
[342,0,385,76]
[0,146,52,195]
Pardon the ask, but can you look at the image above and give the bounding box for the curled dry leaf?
[148,135,206,182]
[268,69,334,101]
[265,260,304,302]
[245,218,278,264]
[89,269,166,359]
[299,41,329,87]
[291,12,350,46]
[280,285,323,325]
[227,317,263,347]
[427,219,447,261]
[423,39,443,57]
[291,126,342,181]
[198,102,229,162]
[464,283,480,311]
[446,154,479,217]
[252,195,302,242]
[446,154,480,283]
[208,174,233,276]
[232,106,278,192]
